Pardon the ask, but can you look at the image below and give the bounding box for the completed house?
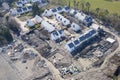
[51,30,65,42]
[34,15,43,23]
[71,22,81,32]
[26,19,35,27]
[16,2,23,7]
[41,21,55,32]
[65,29,98,56]
[63,6,70,13]
[75,12,93,27]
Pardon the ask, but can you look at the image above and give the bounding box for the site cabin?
[34,15,43,23]
[71,22,81,32]
[63,6,70,13]
[106,38,116,44]
[51,30,64,41]
[16,2,23,7]
[27,19,35,27]
[41,21,55,32]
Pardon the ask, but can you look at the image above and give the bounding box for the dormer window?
[64,21,66,23]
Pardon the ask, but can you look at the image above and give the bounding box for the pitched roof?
[41,0,46,3]
[79,29,96,42]
[57,6,62,11]
[51,8,57,13]
[71,22,81,31]
[34,15,42,23]
[41,21,55,32]
[27,6,32,9]
[68,42,74,48]
[22,7,27,11]
[27,19,35,27]
[17,8,22,12]
[74,39,80,45]
[16,2,22,5]
[64,6,70,10]
[75,12,87,21]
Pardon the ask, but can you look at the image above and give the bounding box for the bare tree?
[80,2,85,11]
[7,17,21,36]
[86,2,91,13]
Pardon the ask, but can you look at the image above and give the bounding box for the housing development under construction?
[0,0,120,80]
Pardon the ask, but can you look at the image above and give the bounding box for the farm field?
[56,0,120,15]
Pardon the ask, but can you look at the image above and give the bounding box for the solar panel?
[85,33,91,38]
[28,6,32,9]
[17,9,22,12]
[65,6,70,10]
[53,31,59,36]
[79,36,85,42]
[17,2,22,5]
[90,29,96,34]
[74,39,80,45]
[58,30,63,35]
[22,7,27,11]
[52,9,57,12]
[85,16,92,22]
[68,43,74,48]
[41,0,46,4]
[57,7,62,11]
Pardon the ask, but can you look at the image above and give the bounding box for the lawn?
[60,0,120,15]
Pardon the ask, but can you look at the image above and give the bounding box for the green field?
[60,0,120,15]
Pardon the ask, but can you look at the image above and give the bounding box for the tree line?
[0,17,13,46]
[72,0,120,32]
[50,0,120,32]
